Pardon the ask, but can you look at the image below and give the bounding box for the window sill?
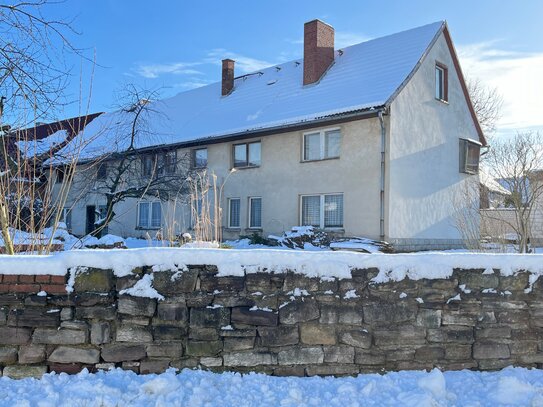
[435,97,449,104]
[224,228,241,232]
[245,228,263,232]
[191,166,207,170]
[136,226,162,231]
[300,156,340,163]
[232,165,260,170]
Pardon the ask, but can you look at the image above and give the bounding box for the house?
[46,20,484,251]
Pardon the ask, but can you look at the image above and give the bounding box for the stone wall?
[0,265,542,378]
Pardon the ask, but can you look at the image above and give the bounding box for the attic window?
[459,138,480,174]
[435,62,448,102]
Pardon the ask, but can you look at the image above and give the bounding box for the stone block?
[18,345,46,364]
[3,365,47,379]
[300,323,336,345]
[0,327,31,345]
[445,344,472,360]
[223,352,277,367]
[319,305,339,324]
[364,303,416,324]
[48,346,100,364]
[91,322,111,345]
[415,346,445,360]
[101,343,146,362]
[223,337,255,352]
[475,326,511,340]
[189,327,219,341]
[60,321,88,331]
[279,299,320,324]
[442,311,476,326]
[32,328,87,345]
[473,343,510,359]
[118,296,156,317]
[220,328,257,338]
[153,326,186,340]
[200,357,223,367]
[200,276,245,292]
[340,329,372,349]
[277,347,324,365]
[157,302,188,321]
[478,359,512,370]
[121,361,140,373]
[273,366,306,377]
[231,307,278,326]
[416,309,442,328]
[140,359,170,374]
[75,306,116,320]
[213,296,255,308]
[0,346,18,364]
[190,307,230,328]
[186,340,222,357]
[306,365,359,376]
[73,268,114,292]
[354,350,386,365]
[60,308,73,321]
[500,273,529,291]
[373,326,425,347]
[8,308,60,328]
[116,325,153,343]
[283,273,319,292]
[427,326,474,343]
[457,269,499,289]
[74,293,114,307]
[153,270,198,295]
[258,326,299,347]
[146,343,183,359]
[338,306,364,325]
[385,349,415,361]
[323,345,355,363]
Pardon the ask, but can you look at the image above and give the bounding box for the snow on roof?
[56,22,444,161]
[480,170,511,195]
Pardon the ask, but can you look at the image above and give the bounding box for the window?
[435,63,448,102]
[162,151,177,175]
[228,198,241,228]
[138,201,162,228]
[249,197,262,228]
[60,208,72,231]
[459,138,481,174]
[301,194,343,228]
[142,155,154,176]
[303,129,341,161]
[97,163,107,180]
[233,141,261,168]
[97,205,108,235]
[193,148,208,168]
[56,168,65,184]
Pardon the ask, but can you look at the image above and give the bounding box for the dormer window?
[435,62,448,102]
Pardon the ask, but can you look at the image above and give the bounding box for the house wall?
[60,118,383,241]
[387,31,481,251]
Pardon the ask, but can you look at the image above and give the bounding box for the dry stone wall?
[0,265,542,378]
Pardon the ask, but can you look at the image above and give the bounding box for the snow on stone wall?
[0,250,543,378]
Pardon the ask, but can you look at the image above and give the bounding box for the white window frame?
[302,127,341,161]
[435,62,448,102]
[228,198,241,229]
[192,147,208,169]
[137,201,162,229]
[300,193,344,229]
[248,197,262,229]
[233,141,261,168]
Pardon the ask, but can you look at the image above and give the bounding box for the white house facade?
[50,20,485,251]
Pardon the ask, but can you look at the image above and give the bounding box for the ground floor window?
[138,201,162,229]
[301,193,343,228]
[60,207,72,231]
[249,197,262,228]
[228,198,241,228]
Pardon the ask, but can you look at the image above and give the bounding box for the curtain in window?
[234,145,247,167]
[250,198,262,228]
[138,202,149,227]
[324,130,341,158]
[248,142,261,166]
[301,195,320,226]
[151,202,162,228]
[324,194,343,227]
[229,199,240,228]
[304,133,320,161]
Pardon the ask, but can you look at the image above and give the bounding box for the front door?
[86,205,95,235]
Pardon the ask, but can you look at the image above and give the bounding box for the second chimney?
[303,20,334,86]
[222,59,235,96]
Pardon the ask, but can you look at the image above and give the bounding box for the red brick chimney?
[303,20,335,86]
[222,59,235,96]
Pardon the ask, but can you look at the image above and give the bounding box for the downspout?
[378,108,387,241]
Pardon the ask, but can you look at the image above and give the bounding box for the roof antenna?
[338,49,344,56]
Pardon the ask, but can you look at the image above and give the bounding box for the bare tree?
[484,132,543,253]
[467,78,503,135]
[71,87,192,236]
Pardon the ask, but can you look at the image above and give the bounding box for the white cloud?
[205,49,273,74]
[457,41,543,133]
[134,62,202,79]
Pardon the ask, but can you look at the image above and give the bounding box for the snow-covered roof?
[55,21,446,161]
[480,171,511,195]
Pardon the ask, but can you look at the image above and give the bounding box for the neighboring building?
[43,20,484,251]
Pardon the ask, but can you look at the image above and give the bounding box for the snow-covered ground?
[1,367,542,406]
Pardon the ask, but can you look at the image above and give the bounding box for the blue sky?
[46,0,543,134]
